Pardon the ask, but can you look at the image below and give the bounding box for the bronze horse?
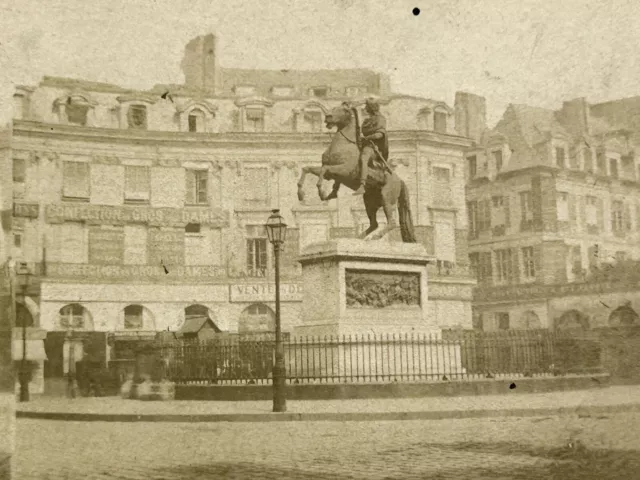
[297,103,416,242]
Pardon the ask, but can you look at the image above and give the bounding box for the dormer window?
[417,107,431,130]
[177,100,218,133]
[54,91,97,126]
[434,110,447,133]
[493,150,503,172]
[310,87,328,98]
[583,148,594,173]
[127,105,148,130]
[116,94,156,130]
[467,155,477,178]
[188,109,205,132]
[609,158,619,178]
[235,97,274,133]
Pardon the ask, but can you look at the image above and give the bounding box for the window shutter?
[533,244,543,278]
[503,195,511,228]
[579,195,586,229]
[185,170,195,204]
[484,252,493,285]
[484,199,492,230]
[531,176,543,230]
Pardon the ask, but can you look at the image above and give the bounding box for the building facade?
[5,34,476,390]
[462,93,640,332]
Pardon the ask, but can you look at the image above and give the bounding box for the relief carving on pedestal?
[345,269,420,308]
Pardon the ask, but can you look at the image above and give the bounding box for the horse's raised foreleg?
[297,166,323,201]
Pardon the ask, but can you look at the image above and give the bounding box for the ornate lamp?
[264,209,287,412]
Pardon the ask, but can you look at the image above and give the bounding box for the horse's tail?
[398,180,417,243]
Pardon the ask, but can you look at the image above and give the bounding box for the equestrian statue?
[296,98,417,243]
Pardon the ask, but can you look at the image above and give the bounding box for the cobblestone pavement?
[14,413,640,479]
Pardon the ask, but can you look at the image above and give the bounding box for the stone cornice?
[115,93,158,105]
[234,96,275,108]
[12,120,473,150]
[176,99,218,114]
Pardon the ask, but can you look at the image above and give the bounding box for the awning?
[12,340,48,361]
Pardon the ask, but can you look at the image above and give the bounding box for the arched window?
[53,92,97,126]
[58,304,92,330]
[188,108,206,132]
[609,305,639,327]
[514,311,541,330]
[123,304,155,330]
[417,107,431,130]
[555,310,589,331]
[239,303,275,333]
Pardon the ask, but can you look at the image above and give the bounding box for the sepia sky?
[0,0,639,127]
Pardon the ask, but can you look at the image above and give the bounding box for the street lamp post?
[265,209,287,413]
[16,263,33,403]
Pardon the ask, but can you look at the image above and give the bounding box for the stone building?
[462,92,640,332]
[4,34,476,391]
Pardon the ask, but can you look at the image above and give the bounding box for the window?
[245,108,265,132]
[472,314,484,331]
[124,305,144,330]
[469,252,479,279]
[493,150,503,172]
[247,237,268,276]
[491,196,506,227]
[345,86,360,97]
[522,246,535,279]
[495,249,512,283]
[433,166,451,183]
[434,111,447,133]
[571,246,582,276]
[597,153,606,174]
[520,191,532,223]
[59,304,87,329]
[62,161,90,199]
[467,201,478,237]
[467,156,477,178]
[304,110,323,132]
[188,109,205,132]
[555,147,566,168]
[124,225,147,265]
[586,196,598,226]
[609,158,619,178]
[243,167,269,205]
[12,158,25,183]
[185,169,208,205]
[127,105,147,129]
[612,200,624,231]
[310,87,328,98]
[583,149,594,172]
[497,312,510,330]
[66,104,88,126]
[124,166,150,202]
[478,199,492,232]
[479,252,493,283]
[557,192,569,222]
[240,303,276,333]
[417,109,430,129]
[13,231,22,248]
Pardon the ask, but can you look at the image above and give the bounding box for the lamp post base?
[272,362,287,413]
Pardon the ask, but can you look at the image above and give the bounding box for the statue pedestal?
[295,239,439,337]
[292,239,464,380]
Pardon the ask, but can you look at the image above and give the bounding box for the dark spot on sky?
[509,383,516,389]
[412,8,420,16]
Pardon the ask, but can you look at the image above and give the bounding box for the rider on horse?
[353,97,389,196]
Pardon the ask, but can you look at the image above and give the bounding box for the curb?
[16,402,640,423]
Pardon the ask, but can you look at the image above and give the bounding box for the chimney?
[454,92,487,143]
[558,98,590,137]
[181,34,221,93]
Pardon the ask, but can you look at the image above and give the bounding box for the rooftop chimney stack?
[454,92,487,143]
[181,34,221,94]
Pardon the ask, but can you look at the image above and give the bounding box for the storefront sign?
[89,227,124,264]
[13,202,39,218]
[230,283,303,303]
[148,229,184,265]
[45,263,229,279]
[45,204,229,227]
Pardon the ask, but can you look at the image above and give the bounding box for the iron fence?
[159,329,602,386]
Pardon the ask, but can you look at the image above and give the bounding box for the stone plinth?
[295,239,439,337]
